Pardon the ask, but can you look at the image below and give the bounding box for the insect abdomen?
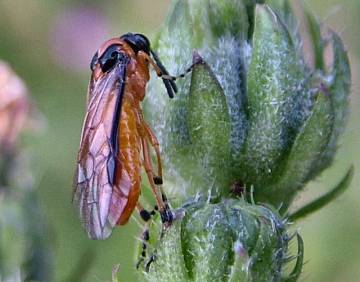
[116,96,142,225]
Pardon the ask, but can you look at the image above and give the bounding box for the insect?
[73,33,186,240]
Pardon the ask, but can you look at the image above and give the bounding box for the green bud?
[186,54,232,197]
[138,199,303,281]
[240,4,309,187]
[144,0,253,201]
[262,91,334,211]
[145,1,351,212]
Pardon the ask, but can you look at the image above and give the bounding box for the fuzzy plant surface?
[138,198,303,282]
[144,0,352,213]
[137,0,353,281]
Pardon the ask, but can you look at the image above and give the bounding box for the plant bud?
[145,0,351,211]
[138,199,303,281]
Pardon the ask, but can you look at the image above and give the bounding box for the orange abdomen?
[116,96,142,225]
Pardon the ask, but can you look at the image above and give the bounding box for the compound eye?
[100,45,121,73]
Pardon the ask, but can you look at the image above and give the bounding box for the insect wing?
[74,59,128,239]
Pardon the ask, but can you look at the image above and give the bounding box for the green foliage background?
[0,0,359,281]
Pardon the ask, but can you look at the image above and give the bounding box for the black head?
[90,33,177,98]
[120,33,151,55]
[121,33,177,98]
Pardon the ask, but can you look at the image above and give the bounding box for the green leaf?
[289,165,354,221]
[259,92,334,210]
[311,31,351,175]
[267,0,301,50]
[282,233,304,282]
[207,0,249,40]
[329,32,351,136]
[241,4,309,188]
[184,203,234,281]
[187,54,232,196]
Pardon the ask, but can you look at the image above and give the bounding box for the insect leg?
[155,53,203,83]
[143,124,172,225]
[136,202,153,269]
[160,61,198,81]
[136,202,163,270]
[143,122,163,185]
[141,137,173,225]
[139,50,197,80]
[141,138,165,211]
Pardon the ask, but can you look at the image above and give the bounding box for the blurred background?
[0,0,359,281]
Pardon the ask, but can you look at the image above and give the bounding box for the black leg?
[153,176,163,185]
[136,205,161,270]
[136,229,150,269]
[145,252,157,272]
[136,202,173,270]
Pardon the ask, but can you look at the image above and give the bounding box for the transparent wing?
[73,59,128,239]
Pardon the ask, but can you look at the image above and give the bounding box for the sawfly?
[73,33,190,240]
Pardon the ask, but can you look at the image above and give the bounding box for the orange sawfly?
[73,33,185,240]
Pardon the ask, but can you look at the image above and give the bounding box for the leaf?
[310,31,351,176]
[282,233,304,282]
[241,5,309,188]
[207,0,249,40]
[267,0,302,51]
[187,53,232,196]
[289,165,354,221]
[261,91,334,211]
[184,203,234,281]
